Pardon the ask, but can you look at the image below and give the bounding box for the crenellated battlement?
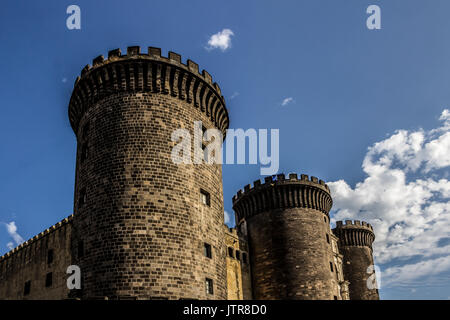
[335,220,374,231]
[232,173,332,223]
[68,46,229,136]
[0,214,73,263]
[333,220,375,248]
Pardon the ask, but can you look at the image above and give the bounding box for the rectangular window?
[200,189,211,206]
[330,262,334,272]
[47,249,54,264]
[78,188,86,209]
[242,252,248,264]
[205,278,214,295]
[334,296,338,300]
[228,247,234,258]
[78,240,84,258]
[204,243,212,259]
[326,234,330,244]
[82,122,90,141]
[80,144,88,163]
[45,272,53,287]
[235,250,240,261]
[202,126,207,150]
[24,280,31,296]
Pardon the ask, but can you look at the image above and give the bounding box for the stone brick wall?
[233,173,340,300]
[68,46,229,299]
[224,226,252,300]
[0,216,73,300]
[0,45,380,301]
[333,220,379,300]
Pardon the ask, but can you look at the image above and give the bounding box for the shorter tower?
[333,220,379,300]
[233,173,341,300]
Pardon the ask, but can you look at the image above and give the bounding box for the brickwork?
[69,46,229,299]
[233,173,341,300]
[333,220,379,300]
[0,216,73,299]
[0,46,379,301]
[224,226,252,300]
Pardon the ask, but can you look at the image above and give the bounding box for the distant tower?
[233,173,342,300]
[68,46,229,299]
[333,220,379,300]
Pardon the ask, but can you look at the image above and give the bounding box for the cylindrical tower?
[68,46,229,299]
[233,173,341,300]
[332,220,379,300]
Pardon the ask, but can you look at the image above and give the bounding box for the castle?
[0,46,379,300]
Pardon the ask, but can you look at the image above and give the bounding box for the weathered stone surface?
[333,221,379,300]
[232,174,342,300]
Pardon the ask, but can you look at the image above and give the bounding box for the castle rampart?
[0,215,73,299]
[0,45,379,301]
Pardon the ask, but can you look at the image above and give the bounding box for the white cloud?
[382,255,450,287]
[281,97,294,106]
[224,210,232,224]
[230,92,239,100]
[206,29,234,51]
[329,109,450,287]
[3,221,24,249]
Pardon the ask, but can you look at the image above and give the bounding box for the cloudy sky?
[1,0,450,299]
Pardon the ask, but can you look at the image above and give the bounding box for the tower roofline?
[335,220,374,232]
[68,46,229,136]
[232,173,332,223]
[333,220,375,248]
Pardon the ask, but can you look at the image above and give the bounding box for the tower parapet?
[333,220,379,300]
[233,173,339,300]
[334,220,375,248]
[68,46,229,137]
[233,173,332,224]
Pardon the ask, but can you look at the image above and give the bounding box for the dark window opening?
[45,272,53,287]
[82,122,90,141]
[235,250,240,261]
[78,188,86,209]
[202,126,207,150]
[78,240,84,258]
[324,216,327,223]
[47,249,54,264]
[326,234,330,244]
[204,243,212,259]
[80,144,89,163]
[228,247,234,258]
[242,252,248,264]
[330,262,334,272]
[200,189,211,206]
[24,280,31,296]
[334,296,338,300]
[205,278,214,295]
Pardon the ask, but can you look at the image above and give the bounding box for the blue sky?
[1,0,450,299]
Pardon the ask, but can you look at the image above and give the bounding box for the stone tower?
[232,173,343,300]
[332,220,379,300]
[68,46,229,299]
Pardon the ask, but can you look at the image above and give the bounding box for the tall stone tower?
[68,46,229,299]
[332,220,379,300]
[232,173,343,300]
